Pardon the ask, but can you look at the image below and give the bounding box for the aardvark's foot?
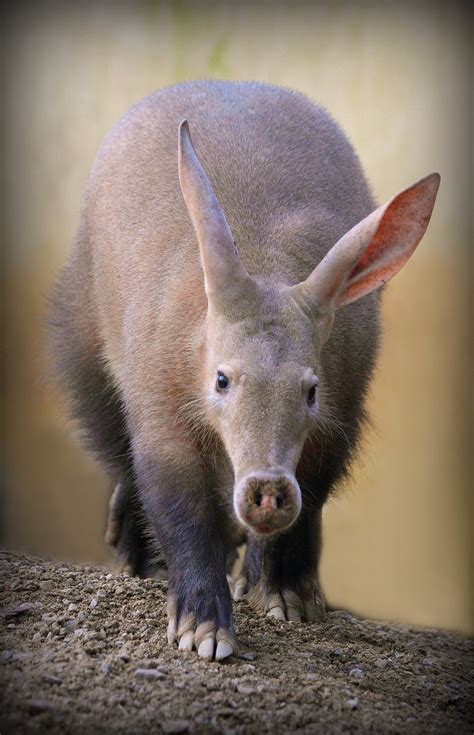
[237,575,326,623]
[166,594,237,662]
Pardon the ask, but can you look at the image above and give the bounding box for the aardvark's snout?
[234,469,302,535]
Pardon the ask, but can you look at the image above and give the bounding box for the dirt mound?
[0,550,472,734]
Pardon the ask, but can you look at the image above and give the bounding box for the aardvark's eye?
[307,378,318,406]
[216,371,229,392]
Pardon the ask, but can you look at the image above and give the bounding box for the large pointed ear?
[292,173,440,321]
[178,119,251,307]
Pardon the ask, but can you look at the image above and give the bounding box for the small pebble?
[347,697,359,710]
[12,652,28,661]
[142,658,165,668]
[239,650,256,661]
[135,668,166,680]
[27,699,51,714]
[162,720,190,734]
[100,661,110,675]
[42,674,61,684]
[67,603,78,613]
[349,667,364,679]
[333,611,353,622]
[237,685,254,695]
[0,601,35,617]
[90,598,98,609]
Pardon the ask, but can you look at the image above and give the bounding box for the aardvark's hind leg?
[105,480,166,579]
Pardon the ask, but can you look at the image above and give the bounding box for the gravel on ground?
[0,550,472,734]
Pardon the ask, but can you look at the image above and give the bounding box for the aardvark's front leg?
[134,449,236,661]
[235,507,326,623]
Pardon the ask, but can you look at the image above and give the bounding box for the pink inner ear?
[340,183,434,307]
[341,251,409,305]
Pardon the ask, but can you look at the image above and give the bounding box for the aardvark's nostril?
[276,492,284,509]
[255,489,262,507]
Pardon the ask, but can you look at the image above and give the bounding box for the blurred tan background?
[2,1,472,634]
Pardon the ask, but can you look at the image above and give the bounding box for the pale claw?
[266,592,286,621]
[283,589,304,622]
[301,582,326,623]
[167,621,177,645]
[106,482,139,577]
[267,605,286,621]
[195,621,216,660]
[303,595,317,623]
[286,607,302,622]
[314,590,326,621]
[104,482,125,546]
[197,637,215,660]
[232,575,247,600]
[215,640,233,661]
[216,628,236,661]
[226,574,235,597]
[167,597,178,645]
[178,630,194,651]
[177,612,196,651]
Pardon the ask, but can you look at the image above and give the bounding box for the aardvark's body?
[50,81,439,660]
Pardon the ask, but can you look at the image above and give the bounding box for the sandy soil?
[0,550,472,734]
